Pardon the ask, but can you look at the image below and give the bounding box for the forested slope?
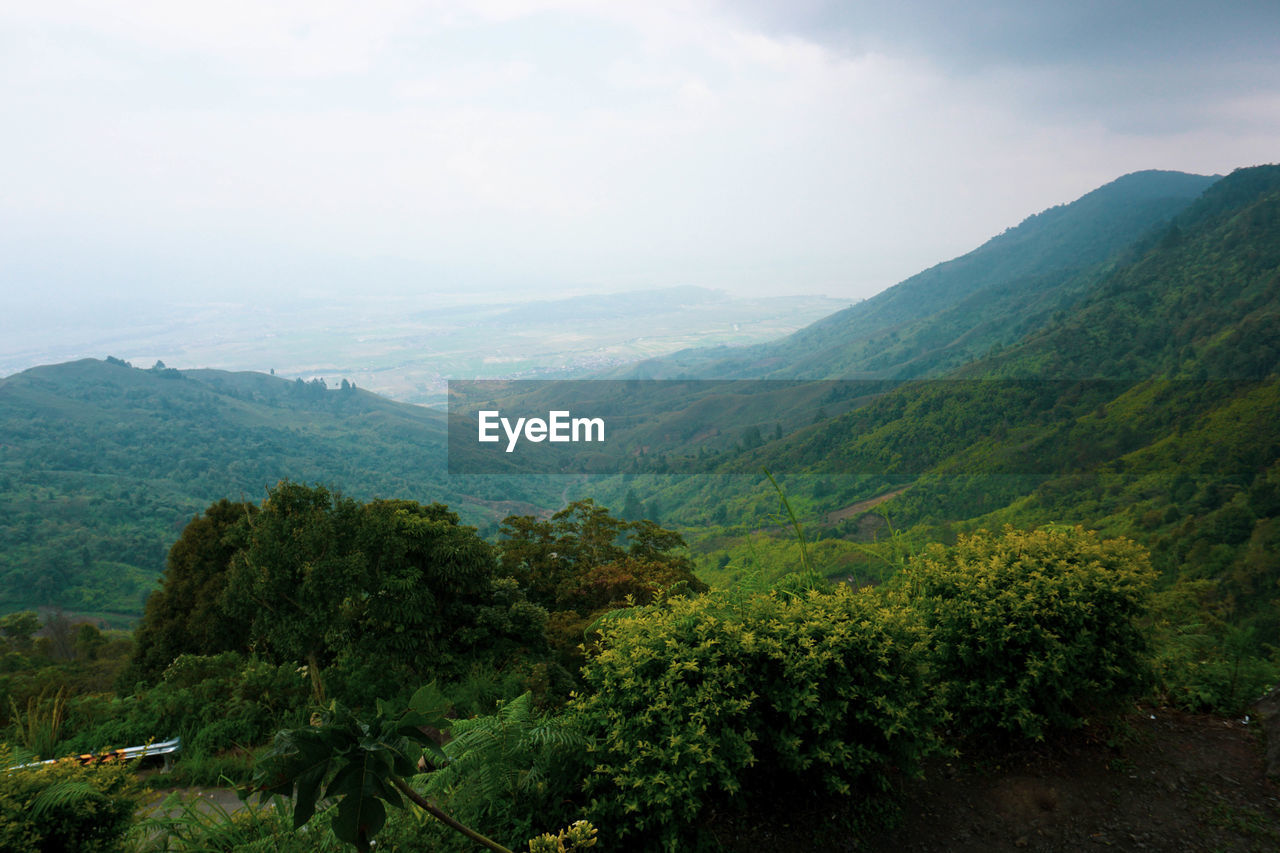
[0,359,453,617]
[653,166,1280,677]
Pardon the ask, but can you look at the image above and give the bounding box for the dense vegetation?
[0,360,563,619]
[3,512,1165,851]
[1,165,1278,849]
[606,165,1280,713]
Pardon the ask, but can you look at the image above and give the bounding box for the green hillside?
[0,358,503,619]
[3,167,1274,641]
[637,167,1280,681]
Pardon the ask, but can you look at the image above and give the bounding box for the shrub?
[1148,580,1280,714]
[403,693,593,852]
[573,586,935,849]
[63,652,309,761]
[0,744,141,852]
[898,525,1156,740]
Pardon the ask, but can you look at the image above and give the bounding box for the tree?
[74,623,106,661]
[221,482,367,695]
[0,611,40,652]
[497,500,706,664]
[125,499,256,686]
[621,489,644,521]
[218,482,535,700]
[41,610,76,660]
[339,499,538,683]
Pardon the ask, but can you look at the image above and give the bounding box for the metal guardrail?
[7,737,182,771]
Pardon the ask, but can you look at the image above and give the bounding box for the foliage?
[251,683,521,853]
[0,743,141,853]
[8,685,68,759]
[0,358,462,616]
[574,585,937,850]
[498,499,706,665]
[762,468,818,586]
[125,499,256,687]
[212,483,545,703]
[896,525,1157,740]
[418,692,592,850]
[1147,579,1280,714]
[0,642,132,750]
[526,820,598,853]
[250,684,594,853]
[61,652,310,763]
[0,611,40,652]
[498,499,705,612]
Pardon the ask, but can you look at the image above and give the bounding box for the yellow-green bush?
[897,525,1156,740]
[573,585,936,849]
[0,744,141,852]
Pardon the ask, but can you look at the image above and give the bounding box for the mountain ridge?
[616,169,1219,380]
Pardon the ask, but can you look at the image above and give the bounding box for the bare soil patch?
[705,706,1280,852]
[826,487,911,524]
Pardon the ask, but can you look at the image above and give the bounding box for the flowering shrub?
[897,525,1156,740]
[0,744,140,853]
[573,586,936,849]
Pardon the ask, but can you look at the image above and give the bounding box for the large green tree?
[124,498,256,686]
[216,482,545,700]
[221,482,365,685]
[497,499,703,614]
[338,499,546,689]
[497,500,706,666]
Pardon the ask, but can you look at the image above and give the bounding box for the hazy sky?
[3,0,1278,314]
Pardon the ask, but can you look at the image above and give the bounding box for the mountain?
[651,165,1280,640]
[4,167,1274,629]
[0,358,543,620]
[459,171,1239,477]
[620,170,1218,379]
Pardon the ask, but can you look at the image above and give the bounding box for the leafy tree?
[125,499,256,686]
[337,499,546,693]
[498,500,701,609]
[621,489,644,521]
[0,611,40,652]
[221,482,367,695]
[212,482,541,702]
[497,501,706,665]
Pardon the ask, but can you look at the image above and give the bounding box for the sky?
[3,0,1279,322]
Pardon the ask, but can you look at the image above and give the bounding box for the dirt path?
[826,486,911,523]
[140,786,247,820]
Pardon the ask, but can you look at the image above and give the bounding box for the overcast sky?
[3,0,1278,317]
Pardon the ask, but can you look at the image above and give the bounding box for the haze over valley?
[1,287,846,405]
[3,3,1280,849]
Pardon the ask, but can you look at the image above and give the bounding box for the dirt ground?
[706,706,1280,852]
[139,784,247,820]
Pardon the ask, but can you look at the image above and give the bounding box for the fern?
[28,780,103,819]
[420,692,591,845]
